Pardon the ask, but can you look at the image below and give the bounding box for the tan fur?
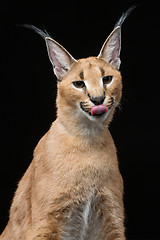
[1,19,128,239]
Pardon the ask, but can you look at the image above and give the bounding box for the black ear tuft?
[19,24,51,39]
[114,5,137,28]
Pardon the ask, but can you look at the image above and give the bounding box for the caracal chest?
[60,192,107,240]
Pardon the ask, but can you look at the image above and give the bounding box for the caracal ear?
[45,37,77,80]
[98,26,121,70]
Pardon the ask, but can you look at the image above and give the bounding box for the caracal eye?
[102,76,113,85]
[72,81,85,89]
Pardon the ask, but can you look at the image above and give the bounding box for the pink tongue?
[91,104,108,116]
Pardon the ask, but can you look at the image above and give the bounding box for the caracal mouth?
[80,102,109,120]
[90,104,108,116]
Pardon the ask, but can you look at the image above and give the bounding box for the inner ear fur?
[98,26,121,70]
[45,37,77,80]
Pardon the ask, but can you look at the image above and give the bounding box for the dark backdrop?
[1,1,160,239]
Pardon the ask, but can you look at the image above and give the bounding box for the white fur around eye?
[100,78,104,88]
[83,80,90,90]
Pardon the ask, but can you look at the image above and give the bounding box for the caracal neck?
[53,115,110,147]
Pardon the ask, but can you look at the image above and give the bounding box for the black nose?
[90,96,105,105]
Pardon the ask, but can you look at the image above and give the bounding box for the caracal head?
[44,26,122,125]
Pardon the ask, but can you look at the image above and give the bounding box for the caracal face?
[57,57,122,124]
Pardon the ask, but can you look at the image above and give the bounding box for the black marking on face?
[88,63,92,68]
[79,71,84,80]
[87,93,91,100]
[100,68,105,76]
[80,102,91,113]
[107,97,114,109]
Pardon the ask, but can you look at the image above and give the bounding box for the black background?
[1,0,160,239]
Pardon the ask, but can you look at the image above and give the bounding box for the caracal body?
[1,7,136,240]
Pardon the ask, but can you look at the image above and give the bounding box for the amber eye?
[102,76,113,85]
[73,81,85,89]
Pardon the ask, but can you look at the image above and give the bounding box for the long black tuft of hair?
[21,24,50,39]
[114,5,137,28]
[21,6,137,39]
